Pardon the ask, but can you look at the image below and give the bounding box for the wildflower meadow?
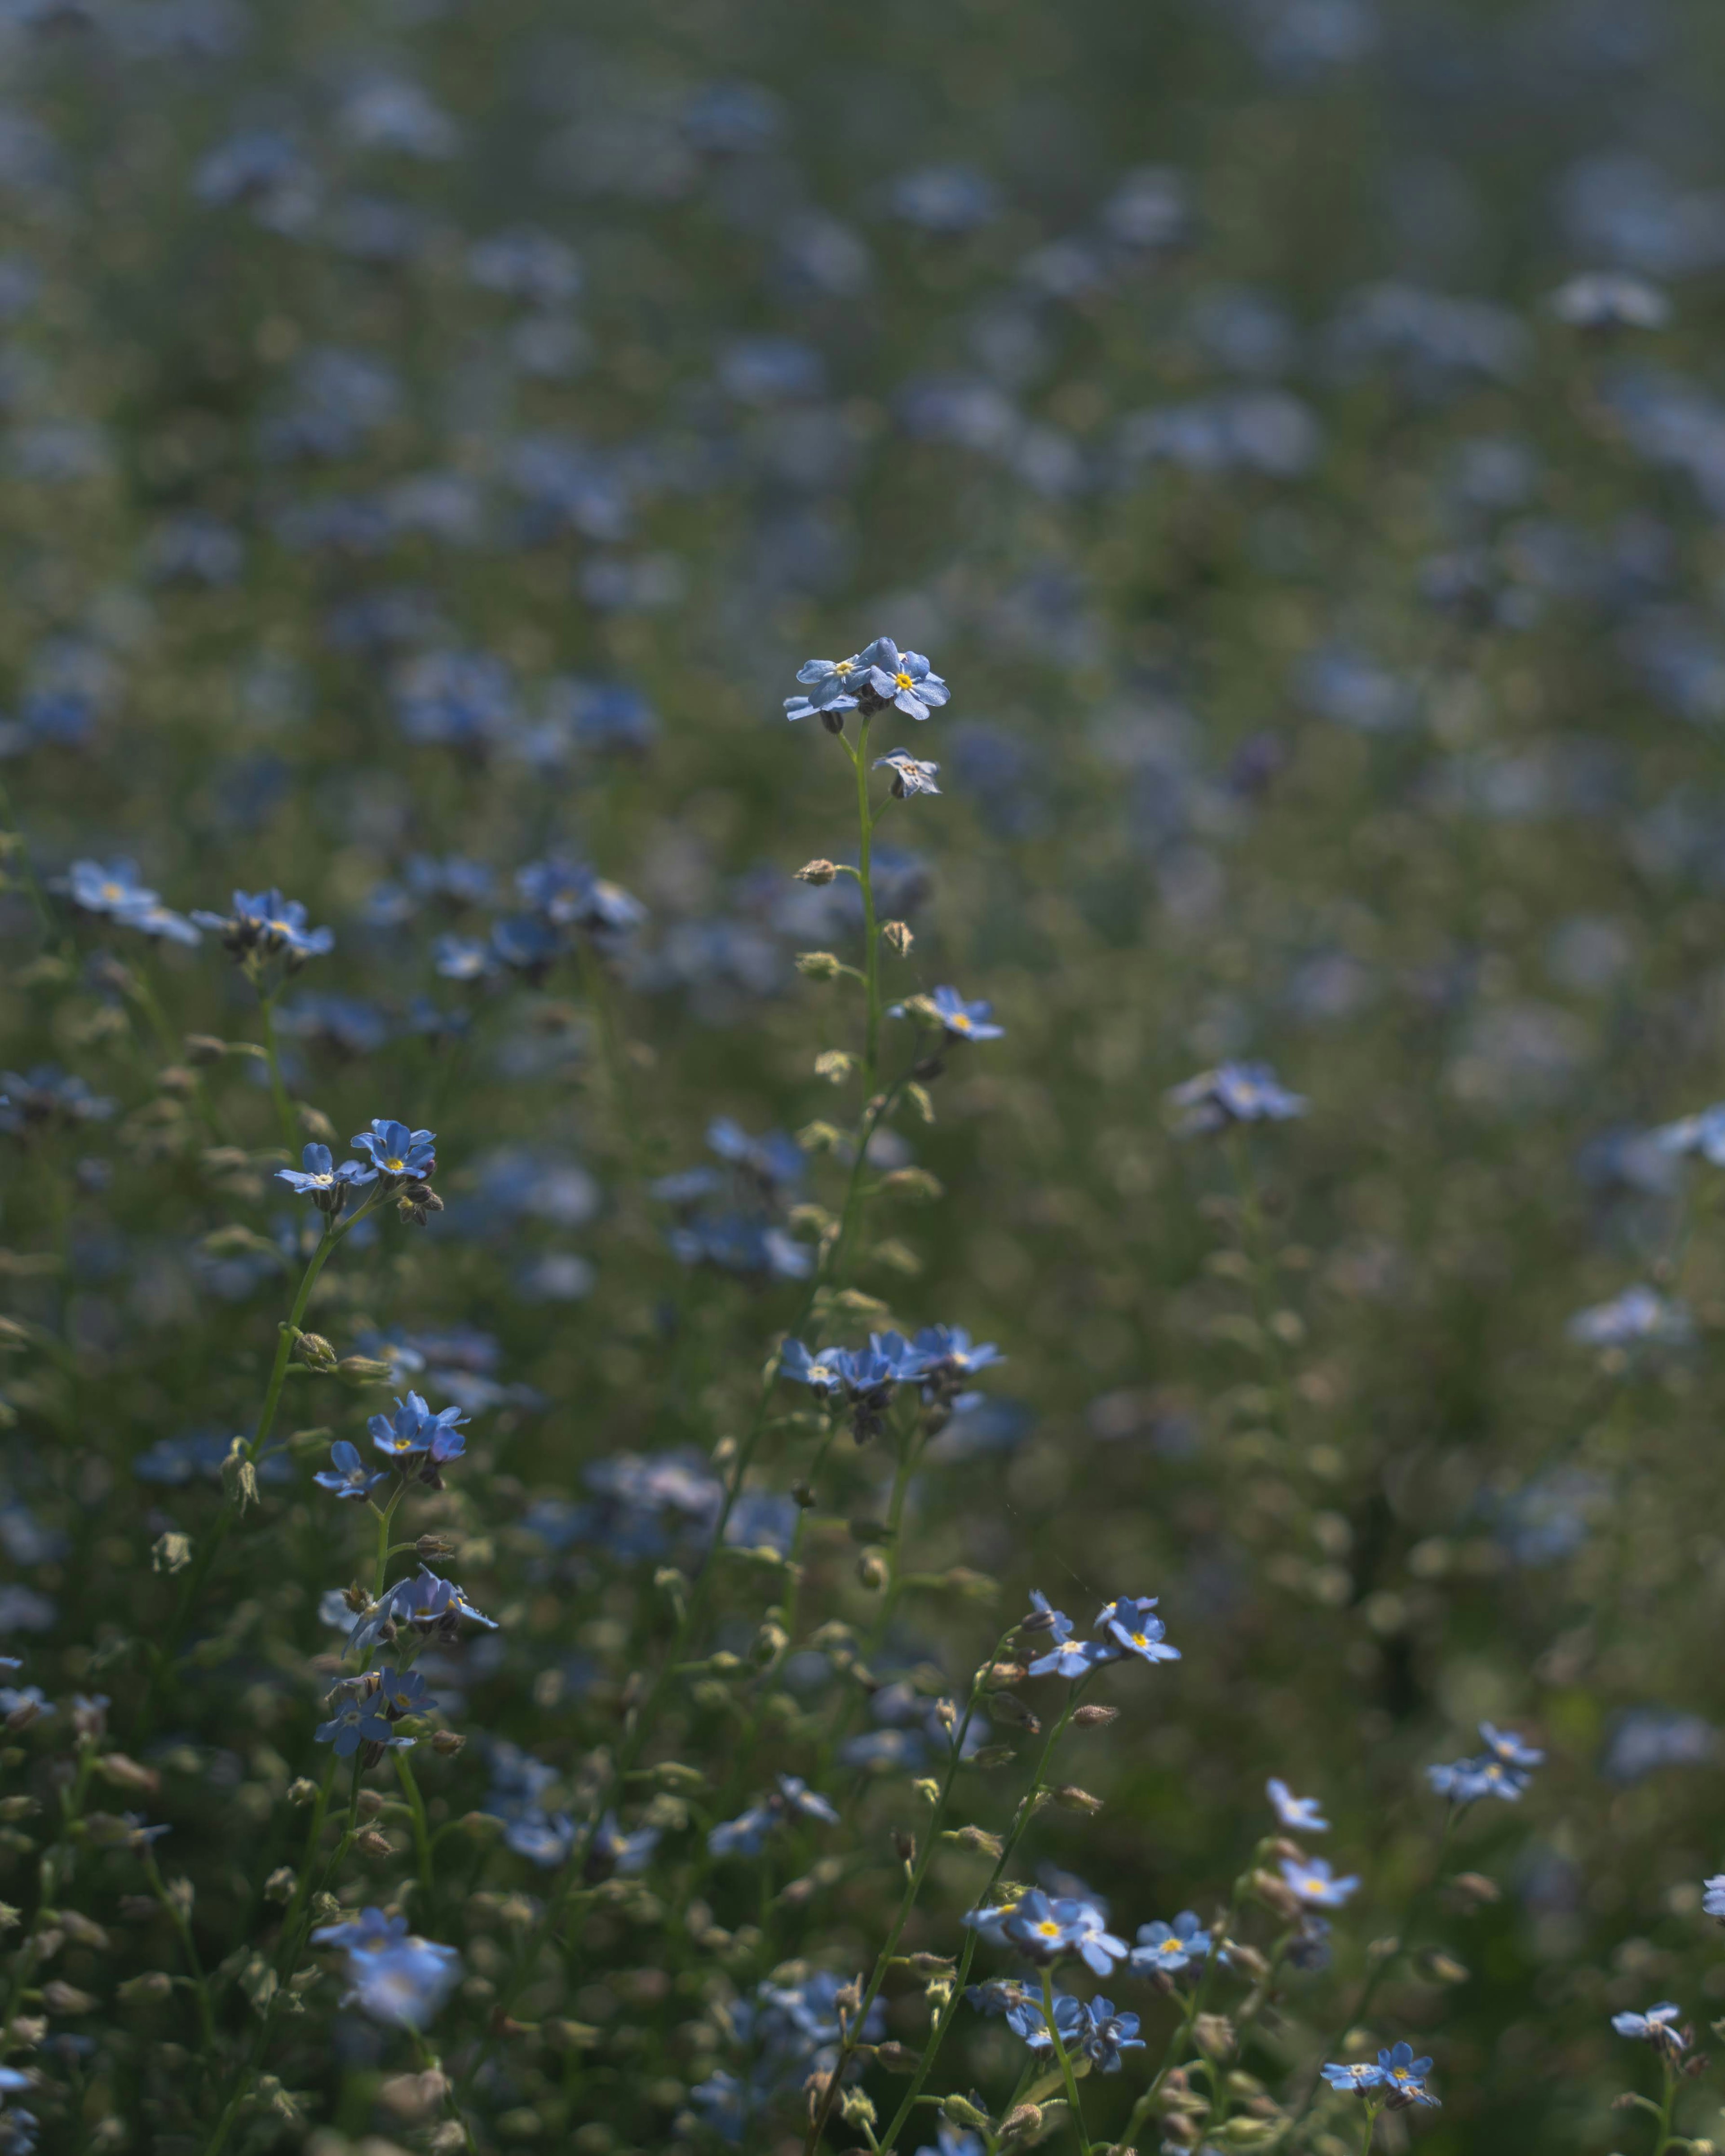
[4,3,1725,2155]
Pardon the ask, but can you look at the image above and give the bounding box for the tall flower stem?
[255,986,300,1153]
[874,1678,1092,2151]
[1040,1965,1090,2156]
[1115,1877,1249,2153]
[803,1625,1020,2155]
[847,716,881,1093]
[1287,1806,1457,2139]
[1651,2054,1679,2156]
[136,1199,376,1741]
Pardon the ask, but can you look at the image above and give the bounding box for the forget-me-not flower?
[1267,1777,1330,1832]
[1280,1855,1360,1908]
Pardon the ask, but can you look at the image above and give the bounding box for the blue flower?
[1027,1635,1116,1680]
[1279,1856,1360,1908]
[1653,1103,1725,1164]
[1426,1725,1541,1806]
[1612,2003,1687,2052]
[592,1811,661,1875]
[1129,1911,1211,1979]
[854,638,951,722]
[775,1773,840,1826]
[1566,1284,1691,1349]
[874,749,941,798]
[368,1391,469,1466]
[1321,2060,1385,2094]
[1021,1588,1072,1640]
[67,858,173,931]
[922,986,1004,1042]
[314,1684,398,1758]
[1000,1890,1127,1973]
[1097,1595,1180,1665]
[346,1935,463,2029]
[313,1441,386,1502]
[1080,1997,1146,2074]
[785,652,865,723]
[190,888,335,965]
[1549,272,1669,331]
[1167,1061,1307,1137]
[276,1142,370,1213]
[1375,2041,1440,2107]
[1704,1874,1725,1921]
[911,1324,1004,1399]
[1268,1777,1330,1832]
[708,1802,775,1859]
[1004,1987,1088,2055]
[351,1119,437,1182]
[312,1907,410,1952]
[778,1338,849,1397]
[916,2128,986,2156]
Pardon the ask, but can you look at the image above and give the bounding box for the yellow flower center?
[384,1156,405,1172]
[1131,1632,1150,1647]
[1034,1921,1062,1939]
[894,670,915,691]
[949,1013,972,1032]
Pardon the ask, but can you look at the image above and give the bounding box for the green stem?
[1115,1878,1248,2152]
[1287,1807,1457,2137]
[1652,2055,1678,2156]
[0,777,55,942]
[852,717,880,1093]
[395,1751,435,1908]
[1357,2099,1381,2156]
[803,1627,1018,2155]
[1040,1965,1088,2156]
[145,1847,216,2049]
[135,1204,369,1742]
[874,1680,1092,2151]
[257,987,298,1152]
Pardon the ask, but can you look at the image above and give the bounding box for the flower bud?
[1448,1870,1501,1906]
[1072,1703,1120,1728]
[294,1332,338,1372]
[881,1166,943,1203]
[1051,1784,1105,1815]
[416,1533,457,1560]
[431,1730,466,1758]
[287,1779,318,1807]
[183,1035,227,1066]
[117,1972,174,2005]
[264,1868,297,1904]
[297,1104,337,1144]
[42,1981,97,2015]
[336,1356,394,1385]
[1249,1869,1303,1921]
[874,2041,920,2072]
[881,920,914,956]
[156,1065,196,1098]
[796,951,844,980]
[795,859,837,885]
[893,1831,916,1864]
[999,2104,1044,2147]
[857,1550,889,1591]
[354,1828,393,1859]
[941,2094,991,2128]
[1191,2013,1236,2062]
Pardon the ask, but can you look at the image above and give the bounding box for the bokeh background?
[5,0,1725,2152]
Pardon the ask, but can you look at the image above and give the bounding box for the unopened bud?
[354,1828,393,1859]
[881,1166,943,1203]
[874,2041,920,2072]
[945,1824,1005,1858]
[117,1972,174,2005]
[1250,1870,1303,1921]
[42,1981,97,2015]
[431,1730,466,1758]
[294,1332,337,1372]
[893,1830,916,1864]
[796,859,837,885]
[336,1356,394,1385]
[183,1035,227,1066]
[1228,1943,1270,1979]
[1160,2116,1201,2147]
[1449,1871,1501,1906]
[941,2094,990,2128]
[263,1868,297,1904]
[1051,1784,1104,1815]
[796,950,844,980]
[287,1779,318,1808]
[297,1105,337,1144]
[156,1065,196,1098]
[1072,1703,1120,1727]
[150,1528,191,1577]
[881,920,913,956]
[1191,2013,1236,2061]
[857,1550,889,1591]
[416,1533,457,1560]
[1000,2105,1044,2144]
